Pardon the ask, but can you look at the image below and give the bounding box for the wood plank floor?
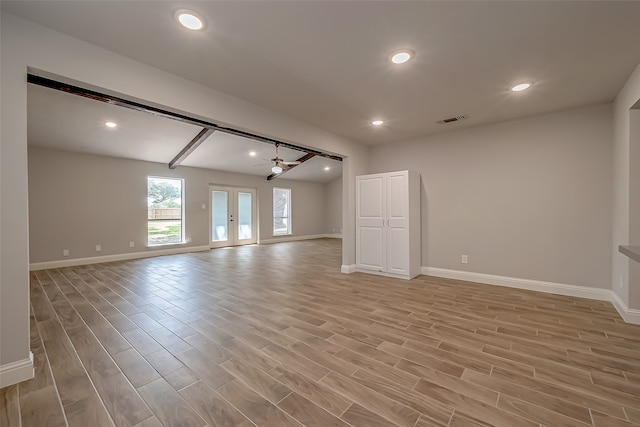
[2,238,639,427]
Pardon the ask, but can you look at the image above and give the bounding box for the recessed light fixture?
[371,120,384,126]
[272,165,283,174]
[390,50,413,64]
[511,83,531,92]
[176,10,204,30]
[249,151,257,157]
[105,121,117,128]
[324,166,331,171]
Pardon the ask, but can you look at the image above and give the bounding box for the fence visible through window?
[148,177,184,245]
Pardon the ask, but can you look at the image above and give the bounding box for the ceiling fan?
[270,143,301,174]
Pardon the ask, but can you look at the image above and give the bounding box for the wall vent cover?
[437,115,467,124]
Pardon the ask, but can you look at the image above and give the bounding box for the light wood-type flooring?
[1,238,639,427]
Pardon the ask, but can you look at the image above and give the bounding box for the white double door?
[210,185,257,248]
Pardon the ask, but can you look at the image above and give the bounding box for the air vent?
[437,115,467,124]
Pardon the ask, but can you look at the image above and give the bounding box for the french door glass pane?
[211,191,228,242]
[237,192,252,240]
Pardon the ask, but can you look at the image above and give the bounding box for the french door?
[210,185,257,248]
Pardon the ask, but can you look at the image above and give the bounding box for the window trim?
[273,187,292,236]
[147,176,185,247]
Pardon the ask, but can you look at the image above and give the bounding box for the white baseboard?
[610,291,640,325]
[324,233,343,239]
[31,236,343,270]
[30,245,210,271]
[341,264,357,274]
[422,266,639,325]
[260,234,341,245]
[0,352,34,388]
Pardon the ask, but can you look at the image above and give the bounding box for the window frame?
[147,176,185,246]
[273,187,292,236]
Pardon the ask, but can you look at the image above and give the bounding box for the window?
[147,177,184,245]
[273,187,291,236]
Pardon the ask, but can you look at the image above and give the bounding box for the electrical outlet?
[129,241,135,248]
[461,254,468,264]
[187,236,192,243]
[96,244,102,252]
[201,203,206,210]
[62,249,69,257]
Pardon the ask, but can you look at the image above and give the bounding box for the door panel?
[356,174,386,271]
[358,227,385,271]
[387,172,408,221]
[387,226,409,275]
[357,175,385,219]
[386,171,409,275]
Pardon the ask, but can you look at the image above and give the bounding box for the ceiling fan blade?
[281,161,301,165]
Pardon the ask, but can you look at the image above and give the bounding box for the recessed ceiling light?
[371,120,384,126]
[511,83,531,92]
[390,50,413,64]
[105,121,117,128]
[249,151,257,157]
[324,166,331,171]
[176,10,204,30]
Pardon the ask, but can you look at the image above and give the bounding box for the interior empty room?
[1,2,640,427]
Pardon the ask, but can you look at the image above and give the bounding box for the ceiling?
[5,1,640,179]
[27,84,343,183]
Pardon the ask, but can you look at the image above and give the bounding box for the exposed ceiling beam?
[168,128,215,169]
[27,73,343,162]
[267,153,316,181]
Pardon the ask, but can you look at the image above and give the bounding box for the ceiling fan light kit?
[269,143,301,175]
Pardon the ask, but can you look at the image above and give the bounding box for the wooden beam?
[168,128,215,169]
[267,153,316,181]
[27,74,343,162]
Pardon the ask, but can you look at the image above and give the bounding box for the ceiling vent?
[437,115,467,124]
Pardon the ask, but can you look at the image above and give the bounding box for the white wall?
[324,177,342,235]
[613,60,640,310]
[630,109,640,310]
[369,104,613,289]
[28,148,329,263]
[1,13,32,386]
[0,11,366,386]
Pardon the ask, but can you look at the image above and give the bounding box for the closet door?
[386,171,410,276]
[356,174,386,272]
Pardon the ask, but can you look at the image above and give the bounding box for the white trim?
[0,352,34,388]
[30,245,210,271]
[324,233,343,239]
[341,264,357,274]
[421,267,611,300]
[610,291,640,325]
[260,234,339,245]
[422,266,640,325]
[356,268,415,280]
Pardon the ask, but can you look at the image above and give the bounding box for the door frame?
[209,184,258,248]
